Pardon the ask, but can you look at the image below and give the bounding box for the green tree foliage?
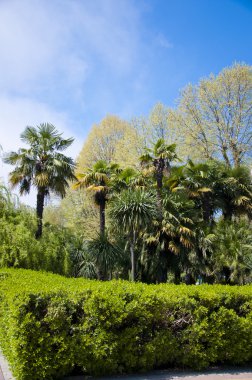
[3,123,75,238]
[2,63,252,285]
[86,232,124,280]
[211,218,252,284]
[169,63,252,165]
[0,203,76,275]
[77,115,141,170]
[140,138,179,215]
[73,160,120,235]
[131,103,179,153]
[109,189,157,281]
[141,190,195,283]
[169,160,252,222]
[44,189,99,239]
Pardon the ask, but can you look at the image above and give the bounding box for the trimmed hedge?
[0,269,252,380]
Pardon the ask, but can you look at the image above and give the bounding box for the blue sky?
[0,0,252,195]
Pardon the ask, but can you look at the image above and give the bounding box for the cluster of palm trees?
[73,139,252,284]
[4,125,252,284]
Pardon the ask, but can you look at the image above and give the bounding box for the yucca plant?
[87,232,124,280]
[109,189,157,281]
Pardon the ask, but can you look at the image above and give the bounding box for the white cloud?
[0,0,140,97]
[0,0,146,205]
[0,1,63,93]
[0,96,83,206]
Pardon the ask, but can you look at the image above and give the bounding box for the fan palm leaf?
[4,123,76,238]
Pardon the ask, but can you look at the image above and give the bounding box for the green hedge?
[0,269,252,380]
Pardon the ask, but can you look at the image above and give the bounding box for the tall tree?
[169,63,252,166]
[211,218,252,284]
[77,115,141,170]
[217,165,252,220]
[142,191,195,283]
[73,160,119,235]
[169,161,217,224]
[4,123,75,238]
[140,138,179,215]
[131,103,179,152]
[45,188,99,239]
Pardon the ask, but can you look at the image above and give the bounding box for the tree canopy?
[169,63,252,165]
[4,123,75,238]
[1,63,252,285]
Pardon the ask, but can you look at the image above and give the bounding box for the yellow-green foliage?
[0,207,75,275]
[0,268,252,380]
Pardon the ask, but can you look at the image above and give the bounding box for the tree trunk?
[99,198,106,235]
[35,187,46,239]
[97,268,105,281]
[223,208,233,221]
[202,193,214,225]
[222,266,231,284]
[174,268,181,284]
[232,144,241,167]
[130,231,136,281]
[155,159,164,218]
[221,144,231,167]
[156,250,168,283]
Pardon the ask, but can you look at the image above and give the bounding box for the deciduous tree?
[169,63,252,166]
[77,115,140,170]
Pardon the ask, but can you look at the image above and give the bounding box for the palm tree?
[109,189,157,281]
[73,160,120,235]
[142,191,195,283]
[140,139,179,215]
[170,161,252,223]
[4,123,75,238]
[217,166,252,220]
[211,218,252,284]
[168,160,218,224]
[111,166,149,193]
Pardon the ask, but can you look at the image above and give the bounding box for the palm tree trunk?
[97,268,105,281]
[174,268,181,284]
[156,170,163,219]
[35,187,45,239]
[99,198,106,235]
[130,231,136,281]
[156,250,168,283]
[202,193,214,224]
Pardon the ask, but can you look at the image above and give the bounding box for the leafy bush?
[0,268,252,380]
[0,204,80,276]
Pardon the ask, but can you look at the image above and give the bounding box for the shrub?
[0,206,78,276]
[0,268,252,380]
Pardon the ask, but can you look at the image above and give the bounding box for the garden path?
[0,351,14,380]
[64,368,252,380]
[1,350,252,380]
